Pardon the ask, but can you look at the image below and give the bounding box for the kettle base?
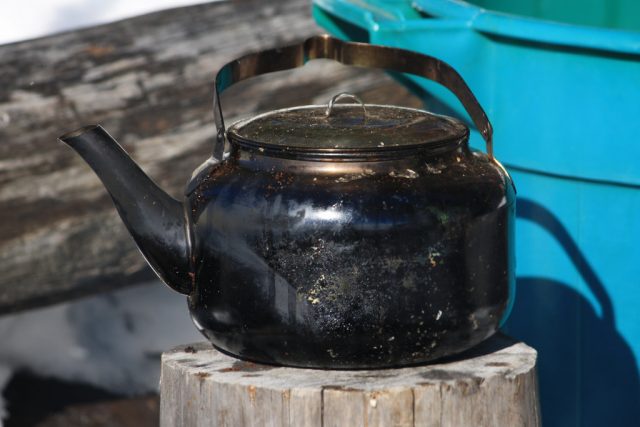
[193,323,500,370]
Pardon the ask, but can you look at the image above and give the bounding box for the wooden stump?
[160,334,540,427]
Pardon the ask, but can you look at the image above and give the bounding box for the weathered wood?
[0,0,421,314]
[24,396,159,427]
[160,334,541,427]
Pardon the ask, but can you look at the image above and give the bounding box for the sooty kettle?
[60,35,515,368]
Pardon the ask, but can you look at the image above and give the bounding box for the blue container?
[313,1,640,425]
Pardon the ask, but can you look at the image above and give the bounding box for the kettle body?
[186,131,514,368]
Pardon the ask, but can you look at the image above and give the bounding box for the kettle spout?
[59,125,192,294]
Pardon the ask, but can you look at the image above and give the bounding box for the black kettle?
[60,35,515,368]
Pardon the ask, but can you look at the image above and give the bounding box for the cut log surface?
[0,0,422,314]
[160,334,540,427]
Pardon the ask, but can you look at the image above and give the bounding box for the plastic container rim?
[410,0,640,55]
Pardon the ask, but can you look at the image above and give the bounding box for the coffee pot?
[60,35,515,368]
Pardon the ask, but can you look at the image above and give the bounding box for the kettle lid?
[227,94,468,160]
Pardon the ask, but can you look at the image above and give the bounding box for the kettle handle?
[213,35,493,159]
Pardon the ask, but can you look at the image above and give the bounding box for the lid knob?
[325,92,367,124]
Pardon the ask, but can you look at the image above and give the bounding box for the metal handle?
[213,35,493,160]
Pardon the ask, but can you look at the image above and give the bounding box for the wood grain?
[0,0,421,314]
[160,334,541,427]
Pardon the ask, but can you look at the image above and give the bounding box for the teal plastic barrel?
[313,1,640,425]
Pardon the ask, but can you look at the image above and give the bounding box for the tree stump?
[160,333,540,426]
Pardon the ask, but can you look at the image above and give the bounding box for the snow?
[0,0,212,45]
[0,282,202,424]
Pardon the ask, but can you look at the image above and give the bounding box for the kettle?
[60,35,515,368]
